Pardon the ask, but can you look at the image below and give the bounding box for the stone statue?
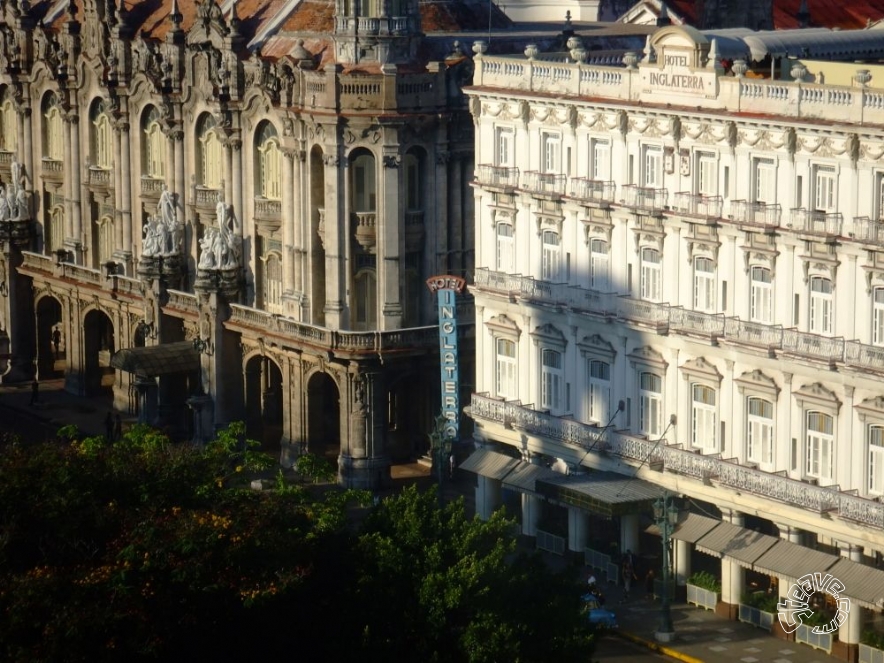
[0,186,9,222]
[197,200,242,270]
[142,216,160,257]
[156,185,181,255]
[198,229,216,269]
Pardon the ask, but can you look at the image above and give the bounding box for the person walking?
[28,379,38,406]
[52,328,61,359]
[622,557,634,601]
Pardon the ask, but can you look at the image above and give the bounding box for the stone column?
[281,148,295,295]
[322,152,343,327]
[135,375,159,425]
[339,370,389,490]
[675,538,691,586]
[620,512,640,556]
[836,544,862,659]
[119,118,133,269]
[568,507,588,554]
[475,474,501,521]
[521,493,540,537]
[719,509,744,620]
[379,149,402,330]
[112,120,124,254]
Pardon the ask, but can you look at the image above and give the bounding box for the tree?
[351,486,595,663]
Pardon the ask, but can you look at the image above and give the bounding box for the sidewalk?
[0,377,116,438]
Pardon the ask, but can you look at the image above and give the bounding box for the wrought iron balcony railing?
[672,192,723,219]
[475,164,520,189]
[522,171,567,197]
[729,200,781,227]
[570,178,616,205]
[622,185,667,214]
[852,217,884,246]
[789,209,843,237]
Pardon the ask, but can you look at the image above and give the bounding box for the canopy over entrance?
[110,341,200,378]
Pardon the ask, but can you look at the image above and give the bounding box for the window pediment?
[486,313,521,339]
[857,395,884,421]
[530,322,566,349]
[576,334,616,362]
[794,382,841,413]
[679,356,722,384]
[735,369,780,397]
[627,345,667,371]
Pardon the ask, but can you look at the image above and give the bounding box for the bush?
[687,571,721,593]
[740,591,779,613]
[862,629,884,649]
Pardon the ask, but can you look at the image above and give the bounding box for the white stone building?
[466,25,884,658]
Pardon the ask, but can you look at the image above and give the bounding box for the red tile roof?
[773,0,884,30]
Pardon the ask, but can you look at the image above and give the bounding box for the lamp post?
[653,491,679,642]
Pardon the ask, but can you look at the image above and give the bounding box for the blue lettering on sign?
[437,288,459,442]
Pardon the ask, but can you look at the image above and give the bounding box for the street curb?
[615,630,705,663]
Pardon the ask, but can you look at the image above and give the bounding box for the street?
[595,635,681,661]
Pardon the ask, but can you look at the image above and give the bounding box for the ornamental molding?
[486,313,521,339]
[856,395,884,421]
[734,369,780,397]
[679,356,723,384]
[627,345,667,371]
[793,382,841,413]
[799,254,839,285]
[530,322,567,349]
[576,334,616,362]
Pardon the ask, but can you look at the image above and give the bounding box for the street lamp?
[653,491,679,643]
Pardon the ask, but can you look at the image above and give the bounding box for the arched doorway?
[307,372,340,464]
[244,354,283,451]
[35,296,63,378]
[83,309,115,397]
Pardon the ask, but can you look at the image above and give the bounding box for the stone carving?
[141,185,182,257]
[198,200,241,269]
[0,160,29,221]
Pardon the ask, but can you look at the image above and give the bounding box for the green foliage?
[741,591,779,613]
[295,452,337,483]
[862,629,884,649]
[687,570,721,593]
[352,485,595,663]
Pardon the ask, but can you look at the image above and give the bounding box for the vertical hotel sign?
[426,275,466,441]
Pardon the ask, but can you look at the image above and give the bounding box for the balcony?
[193,186,222,211]
[140,176,165,199]
[852,217,884,247]
[225,303,451,359]
[722,318,783,353]
[789,209,842,238]
[254,197,282,224]
[570,178,616,206]
[522,171,567,198]
[41,158,64,183]
[475,164,520,190]
[781,328,844,366]
[844,340,884,372]
[670,307,725,338]
[469,393,862,519]
[352,211,377,251]
[671,192,723,220]
[622,185,667,215]
[87,167,112,190]
[729,200,781,228]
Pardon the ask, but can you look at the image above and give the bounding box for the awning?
[110,341,200,378]
[458,448,521,480]
[537,471,666,517]
[826,558,884,610]
[752,540,840,585]
[647,512,721,544]
[502,462,559,495]
[694,521,778,567]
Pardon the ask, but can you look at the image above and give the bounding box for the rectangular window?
[750,266,773,324]
[691,384,717,451]
[809,276,833,334]
[541,349,563,414]
[591,139,611,180]
[874,288,884,346]
[639,372,662,437]
[693,257,716,312]
[589,238,610,291]
[495,338,517,400]
[643,146,662,188]
[877,174,884,220]
[696,152,717,196]
[747,397,774,466]
[640,247,662,302]
[496,223,515,274]
[541,230,561,282]
[496,127,514,167]
[587,359,610,424]
[754,158,776,204]
[806,411,834,481]
[814,166,836,212]
[869,425,884,495]
[542,133,561,174]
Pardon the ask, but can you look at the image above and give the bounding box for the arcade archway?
[83,309,115,397]
[244,354,283,451]
[35,296,63,378]
[307,372,340,464]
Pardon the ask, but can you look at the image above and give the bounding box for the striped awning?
[537,471,666,517]
[646,512,721,544]
[826,558,884,610]
[694,521,778,567]
[752,540,840,584]
[502,462,558,495]
[457,448,520,480]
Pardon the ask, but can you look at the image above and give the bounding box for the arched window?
[691,384,717,451]
[496,223,514,273]
[869,424,884,494]
[197,114,223,189]
[256,122,281,200]
[693,257,715,312]
[639,371,662,437]
[750,266,772,324]
[495,338,517,399]
[806,411,834,480]
[351,153,376,212]
[873,287,884,346]
[0,91,17,153]
[589,238,609,291]
[587,359,610,423]
[541,348,563,414]
[541,230,561,281]
[809,276,833,334]
[142,106,165,179]
[42,93,64,160]
[747,396,773,466]
[640,247,661,302]
[90,100,113,169]
[354,269,377,329]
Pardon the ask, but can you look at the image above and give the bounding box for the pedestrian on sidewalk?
[448,453,456,479]
[52,328,61,359]
[28,379,38,406]
[622,557,634,600]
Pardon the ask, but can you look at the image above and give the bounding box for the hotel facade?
[466,25,884,657]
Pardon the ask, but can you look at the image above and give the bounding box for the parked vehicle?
[582,593,619,628]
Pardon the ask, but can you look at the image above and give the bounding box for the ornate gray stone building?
[0,0,497,487]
